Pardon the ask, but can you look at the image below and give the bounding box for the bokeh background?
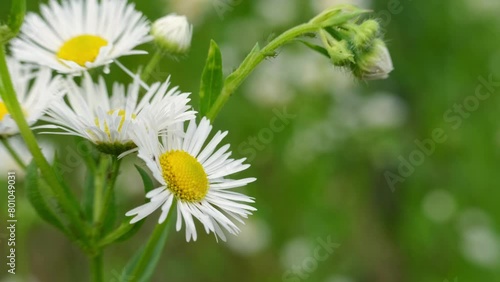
[1,0,500,281]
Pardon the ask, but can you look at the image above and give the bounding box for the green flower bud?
[151,14,193,56]
[310,5,369,27]
[320,29,353,66]
[351,20,380,50]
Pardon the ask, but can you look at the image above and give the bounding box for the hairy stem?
[206,23,319,120]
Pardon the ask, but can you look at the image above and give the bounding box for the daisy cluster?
[2,0,255,242]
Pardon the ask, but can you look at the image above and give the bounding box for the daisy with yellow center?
[126,118,256,242]
[39,73,195,155]
[10,0,151,74]
[0,58,64,137]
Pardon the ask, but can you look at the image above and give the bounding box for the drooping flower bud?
[151,14,193,56]
[353,39,394,80]
[319,30,353,66]
[351,19,380,50]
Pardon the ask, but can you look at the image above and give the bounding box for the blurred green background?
[1,0,500,281]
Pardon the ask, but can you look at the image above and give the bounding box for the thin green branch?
[0,137,26,169]
[141,49,163,83]
[206,23,319,120]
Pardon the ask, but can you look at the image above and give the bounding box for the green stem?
[0,46,87,239]
[98,221,136,247]
[90,253,104,282]
[206,23,320,120]
[96,157,121,231]
[0,137,26,169]
[141,49,163,83]
[129,204,175,282]
[92,156,110,228]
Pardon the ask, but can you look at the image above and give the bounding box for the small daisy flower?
[151,14,193,56]
[0,58,64,137]
[126,118,256,242]
[40,73,195,155]
[10,0,152,74]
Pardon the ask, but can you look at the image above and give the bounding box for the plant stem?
[129,205,175,282]
[93,157,108,224]
[90,253,104,282]
[141,49,163,83]
[98,221,136,247]
[206,23,319,120]
[0,137,26,169]
[0,46,87,239]
[96,156,121,231]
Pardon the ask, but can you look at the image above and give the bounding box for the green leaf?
[135,164,154,193]
[199,40,223,117]
[125,217,173,282]
[7,0,25,34]
[0,0,25,44]
[25,161,66,232]
[297,40,330,58]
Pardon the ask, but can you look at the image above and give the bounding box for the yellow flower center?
[94,109,136,137]
[57,35,108,66]
[0,102,8,121]
[160,150,209,202]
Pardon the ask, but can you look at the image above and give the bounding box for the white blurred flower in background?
[169,0,212,24]
[226,218,271,256]
[256,0,298,27]
[421,190,457,223]
[280,237,313,269]
[325,275,355,282]
[457,209,500,268]
[359,92,407,129]
[285,90,407,170]
[311,0,372,13]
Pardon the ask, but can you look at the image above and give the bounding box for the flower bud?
[354,39,394,80]
[319,30,353,66]
[151,14,193,56]
[351,20,380,50]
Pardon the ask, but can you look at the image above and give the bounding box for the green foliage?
[199,40,223,118]
[25,161,67,232]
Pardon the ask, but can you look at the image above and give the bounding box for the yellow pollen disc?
[0,102,8,121]
[160,150,209,202]
[57,35,108,66]
[94,109,136,137]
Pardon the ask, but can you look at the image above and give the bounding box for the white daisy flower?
[10,0,152,74]
[40,73,195,155]
[126,117,256,242]
[0,58,64,137]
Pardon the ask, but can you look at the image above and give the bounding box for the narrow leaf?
[297,40,330,58]
[25,161,66,232]
[135,165,154,193]
[199,40,223,117]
